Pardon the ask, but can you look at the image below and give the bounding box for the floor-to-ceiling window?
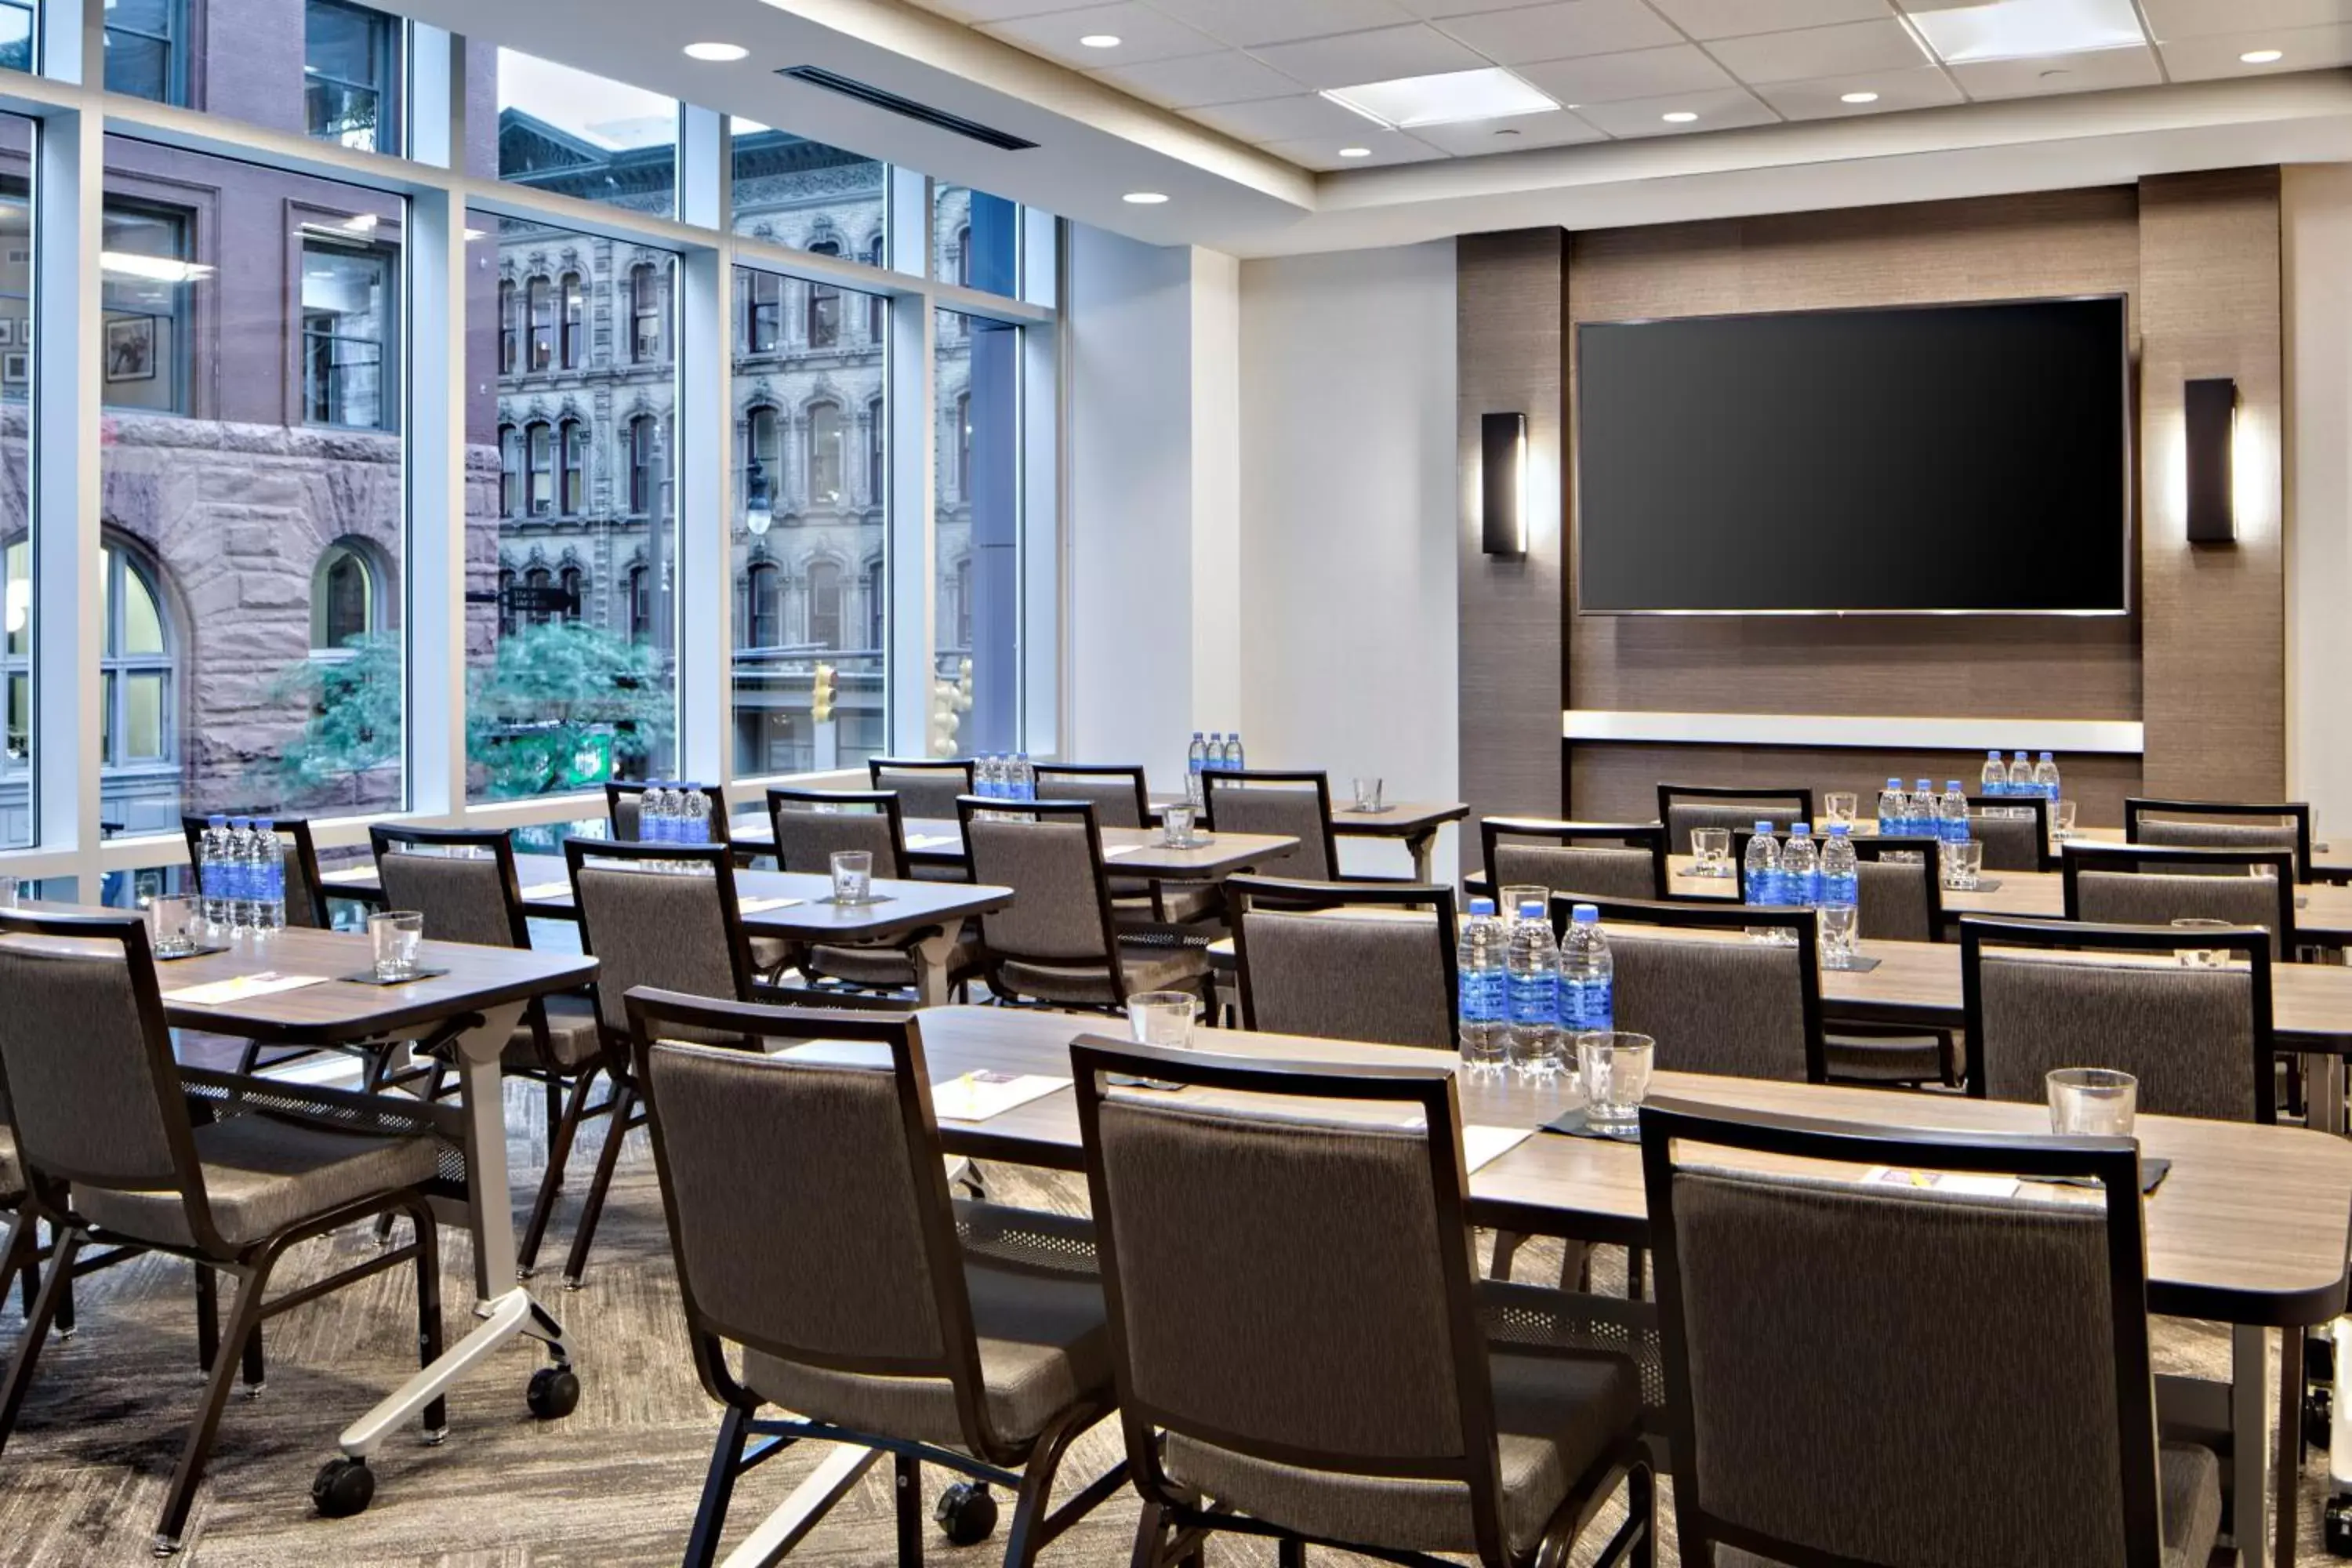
[935,310,1019,755]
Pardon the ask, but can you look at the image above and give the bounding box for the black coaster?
[2026,1156,2170,1196]
[1820,954,1882,974]
[153,943,232,963]
[816,893,896,908]
[1541,1106,1642,1143]
[334,967,452,987]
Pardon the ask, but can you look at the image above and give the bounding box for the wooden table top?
[1146,795,1469,838]
[724,815,1297,883]
[879,1005,2352,1327]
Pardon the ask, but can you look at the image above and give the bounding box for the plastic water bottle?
[1014,753,1036,802]
[637,784,666,843]
[1505,901,1560,1080]
[679,786,711,845]
[1185,732,1207,808]
[1820,823,1859,909]
[1981,750,2009,797]
[199,814,230,930]
[1227,732,1246,773]
[1878,778,1907,838]
[253,819,286,932]
[1206,733,1226,773]
[1559,902,1614,1036]
[2008,751,2034,794]
[973,755,996,800]
[224,817,255,931]
[1782,822,1820,908]
[1744,820,1784,905]
[1457,897,1509,1078]
[1939,781,1971,844]
[2034,751,2062,804]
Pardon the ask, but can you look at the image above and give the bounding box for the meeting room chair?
[604,780,732,847]
[1965,794,2053,873]
[1035,763,1219,924]
[1821,840,1958,1087]
[1653,783,1815,856]
[764,786,983,1000]
[1558,895,1827,1083]
[957,796,1210,1012]
[1202,768,1359,883]
[1070,1036,1655,1568]
[621,989,1128,1568]
[1639,1100,2220,1568]
[0,909,447,1553]
[1227,876,1458,1050]
[541,838,766,1289]
[2126,797,2314,882]
[2060,841,2299,957]
[869,757,976,823]
[1479,818,1667,903]
[1962,915,2276,1122]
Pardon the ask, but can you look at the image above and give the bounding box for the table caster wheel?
[2310,1386,2335,1450]
[935,1479,997,1544]
[527,1364,579,1420]
[312,1457,374,1519]
[2326,1491,2352,1556]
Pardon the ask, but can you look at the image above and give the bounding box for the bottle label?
[1458,970,1504,1024]
[1563,977,1614,1033]
[1508,970,1557,1026]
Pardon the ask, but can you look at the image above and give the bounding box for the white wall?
[2284,165,2352,831]
[1237,242,1460,878]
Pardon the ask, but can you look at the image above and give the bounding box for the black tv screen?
[1574,296,2131,614]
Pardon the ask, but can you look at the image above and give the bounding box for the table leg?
[2281,1327,2303,1568]
[2237,1323,2274,1568]
[1406,829,1437,885]
[2306,1051,2345,1140]
[912,928,960,1009]
[717,1446,878,1568]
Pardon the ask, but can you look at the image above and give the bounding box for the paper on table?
[1102,844,1148,859]
[162,973,331,1006]
[520,881,573,900]
[934,1070,1069,1123]
[318,866,377,884]
[1860,1166,2020,1199]
[906,833,958,850]
[739,895,805,914]
[1464,1124,1534,1173]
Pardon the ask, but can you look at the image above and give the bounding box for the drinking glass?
[1822,791,1859,829]
[2053,799,2079,843]
[1690,827,1732,877]
[0,874,17,909]
[1577,1031,1656,1126]
[1501,885,1550,924]
[1818,903,1860,969]
[2048,1067,2137,1137]
[1352,776,1385,812]
[1940,840,1984,891]
[145,893,197,957]
[830,850,873,905]
[1160,804,1196,849]
[369,910,425,982]
[1127,991,1196,1051]
[2171,916,2231,967]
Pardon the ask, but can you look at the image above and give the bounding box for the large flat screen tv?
[1573,296,2132,615]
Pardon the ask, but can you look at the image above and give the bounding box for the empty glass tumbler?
[369,910,425,982]
[1577,1031,1655,1126]
[2048,1067,2136,1138]
[830,850,873,904]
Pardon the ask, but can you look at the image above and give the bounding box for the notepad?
[739,896,804,915]
[520,882,572,900]
[933,1071,1069,1123]
[1463,1124,1534,1174]
[318,866,378,885]
[1860,1167,2020,1199]
[162,973,330,1006]
[906,833,958,850]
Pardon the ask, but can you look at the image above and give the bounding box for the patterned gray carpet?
[0,1075,2303,1565]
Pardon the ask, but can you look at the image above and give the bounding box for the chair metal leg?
[240,1313,266,1397]
[1129,1501,1172,1568]
[517,1065,598,1277]
[1002,1405,1084,1568]
[1630,1462,1657,1568]
[412,1200,446,1439]
[155,1251,278,1552]
[0,1225,75,1454]
[894,1453,924,1566]
[1278,1539,1306,1567]
[682,1403,753,1568]
[560,1081,636,1290]
[194,1265,220,1373]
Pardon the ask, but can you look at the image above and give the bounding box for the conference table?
[819,1003,2352,1568]
[1150,795,1470,882]
[721,815,1300,884]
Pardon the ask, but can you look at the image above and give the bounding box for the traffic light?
[811,662,837,724]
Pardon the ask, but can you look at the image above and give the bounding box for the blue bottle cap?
[230,815,251,828]
[208,814,227,826]
[1791,822,1810,835]
[256,818,274,832]
[1886,778,1902,789]
[1915,780,1932,790]
[1947,781,1962,791]
[1469,897,1495,916]
[1828,823,1850,836]
[2038,750,2054,760]
[1987,750,2002,758]
[1571,904,1599,924]
[1518,901,1546,918]
[1755,819,1773,833]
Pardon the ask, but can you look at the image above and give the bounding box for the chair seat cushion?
[807,932,983,991]
[997,944,1210,1007]
[1164,1340,1640,1555]
[742,1210,1112,1452]
[504,993,603,1070]
[75,1112,435,1251]
[1823,1029,1950,1085]
[749,935,797,974]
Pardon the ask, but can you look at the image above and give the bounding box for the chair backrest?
[605,781,731,848]
[1655,784,1815,856]
[180,814,330,928]
[1479,817,1665,903]
[1202,770,1338,883]
[1033,764,1151,829]
[2060,842,2297,958]
[0,911,228,1251]
[563,839,756,1040]
[1851,838,1945,943]
[1558,895,1824,1083]
[955,796,1120,968]
[1228,877,1457,1051]
[2126,797,2313,883]
[370,825,529,950]
[1642,1101,2166,1568]
[624,990,1005,1453]
[1961,916,2274,1122]
[1965,796,2052,872]
[1071,1038,1515,1564]
[869,757,975,824]
[766,787,908,880]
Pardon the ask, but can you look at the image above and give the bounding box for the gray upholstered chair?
[1962,916,2275,1122]
[1072,1037,1655,1568]
[957,796,1210,1011]
[869,757,976,824]
[546,838,766,1289]
[1036,764,1220,924]
[1823,841,1958,1087]
[766,786,982,999]
[1228,876,1457,1051]
[1654,783,1814,856]
[605,780,732,847]
[0,910,445,1553]
[1202,768,1346,882]
[622,989,1127,1568]
[2060,841,2298,958]
[1479,818,1665,903]
[1966,795,2053,872]
[1641,1099,2220,1568]
[2127,796,2314,882]
[1564,895,1827,1083]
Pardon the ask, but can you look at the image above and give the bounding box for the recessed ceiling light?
[1841,90,1880,103]
[1079,34,1121,48]
[2241,48,2284,64]
[682,42,750,62]
[1338,146,1372,158]
[1321,66,1558,130]
[1907,0,2145,65]
[1123,191,1169,204]
[1661,110,1698,123]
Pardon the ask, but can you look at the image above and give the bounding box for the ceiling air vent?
[775,66,1038,151]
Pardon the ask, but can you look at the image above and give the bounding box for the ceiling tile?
[1258,129,1452,165]
[1945,43,2161,99]
[1088,49,1310,105]
[1249,22,1492,85]
[2158,22,2352,77]
[1704,18,1931,82]
[1406,103,1610,149]
[905,0,1103,23]
[1643,0,1895,41]
[1181,91,1391,140]
[1516,42,1737,102]
[1750,61,1964,117]
[1433,0,1682,65]
[2140,0,2352,42]
[1573,83,1780,132]
[1140,0,1419,49]
[978,2,1223,67]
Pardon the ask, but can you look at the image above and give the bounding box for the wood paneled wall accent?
[1457,230,1568,871]
[2137,169,2286,800]
[1568,742,2143,829]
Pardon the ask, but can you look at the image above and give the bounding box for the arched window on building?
[806,400,844,506]
[497,278,516,373]
[523,564,554,627]
[628,415,655,514]
[744,404,779,510]
[630,261,663,364]
[745,270,781,354]
[310,540,382,651]
[498,423,520,517]
[627,564,652,642]
[807,560,842,650]
[807,239,840,348]
[952,225,971,289]
[525,419,554,514]
[560,418,586,514]
[559,270,585,368]
[98,541,173,773]
[865,396,886,506]
[559,564,583,622]
[743,561,780,650]
[526,274,554,371]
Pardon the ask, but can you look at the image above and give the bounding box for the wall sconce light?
[1481,411,1526,557]
[2184,376,2237,545]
